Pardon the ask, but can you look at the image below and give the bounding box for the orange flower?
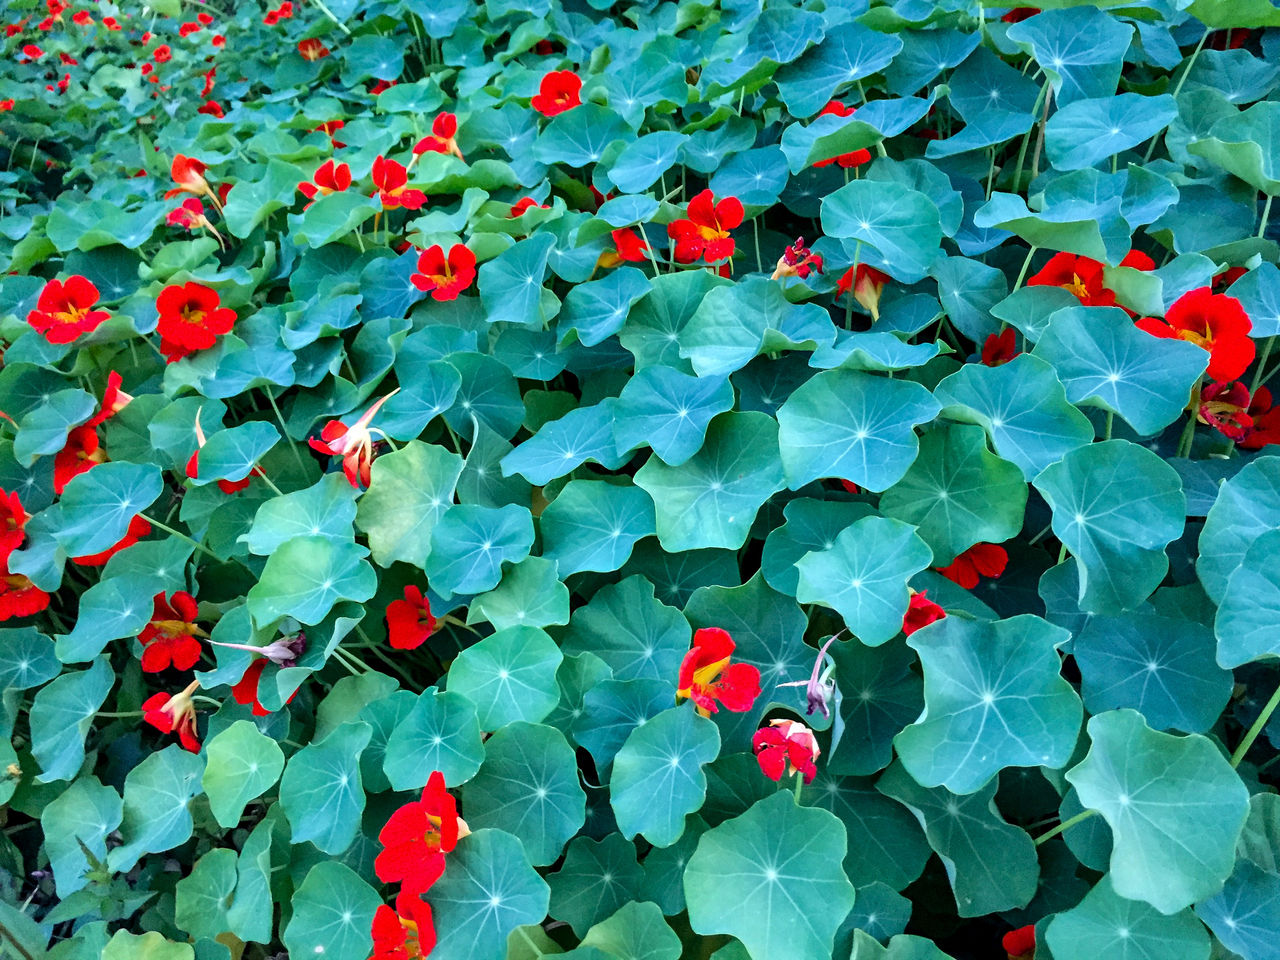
[411,112,463,161]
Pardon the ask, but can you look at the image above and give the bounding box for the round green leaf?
[548,834,645,938]
[202,720,286,829]
[1188,100,1280,195]
[282,861,381,960]
[1004,7,1132,107]
[108,745,204,874]
[468,556,570,630]
[1215,529,1280,667]
[573,677,675,773]
[821,179,943,283]
[827,638,923,777]
[1045,94,1178,171]
[1196,860,1280,960]
[241,473,358,556]
[560,576,690,682]
[501,402,628,485]
[425,504,535,599]
[246,536,377,628]
[1046,874,1210,960]
[762,499,875,597]
[1198,456,1280,604]
[31,656,114,783]
[56,573,163,664]
[0,627,59,689]
[278,721,371,855]
[539,480,656,576]
[355,440,464,569]
[190,421,279,486]
[383,688,485,790]
[448,625,563,728]
[612,366,736,467]
[51,461,163,556]
[40,775,123,897]
[558,267,652,347]
[581,901,682,960]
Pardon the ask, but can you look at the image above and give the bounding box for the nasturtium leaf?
[477,233,558,328]
[1215,529,1280,668]
[545,651,612,737]
[282,862,380,960]
[539,480,656,576]
[108,745,204,874]
[1032,305,1208,435]
[1228,263,1280,339]
[620,269,731,372]
[448,625,563,728]
[461,721,585,866]
[101,932,191,960]
[1046,874,1209,960]
[895,615,1082,794]
[561,576,690,682]
[1004,7,1132,107]
[880,424,1026,564]
[1065,709,1250,914]
[558,267,651,347]
[223,159,301,239]
[243,473,358,554]
[51,461,163,557]
[709,146,790,208]
[842,885,912,945]
[849,931,955,960]
[383,688,485,790]
[31,656,114,783]
[1198,456,1280,604]
[0,627,59,689]
[777,368,940,491]
[634,412,784,552]
[190,421,279,485]
[278,721,371,855]
[468,555,570,630]
[56,572,163,663]
[580,900,682,960]
[974,193,1114,264]
[549,834,645,938]
[685,791,856,960]
[613,366,735,466]
[877,761,1039,916]
[574,678,675,773]
[1033,440,1185,613]
[826,638,923,777]
[1045,95,1178,172]
[774,22,904,117]
[445,353,529,442]
[607,134,689,194]
[501,402,626,485]
[1195,860,1280,960]
[40,775,123,897]
[610,705,720,848]
[14,388,94,467]
[174,847,237,943]
[796,516,933,647]
[762,499,874,597]
[533,103,631,168]
[1188,100,1280,195]
[425,503,535,598]
[247,536,377,627]
[821,179,943,283]
[202,720,286,829]
[1074,613,1231,733]
[355,440,463,568]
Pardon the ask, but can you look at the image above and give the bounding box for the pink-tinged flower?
[53,426,106,494]
[1028,252,1117,307]
[981,328,1019,367]
[531,70,582,117]
[410,244,476,301]
[509,196,549,218]
[1136,287,1255,382]
[1197,381,1253,441]
[310,390,400,488]
[386,585,437,650]
[412,112,463,160]
[142,680,201,753]
[1241,387,1280,449]
[372,156,427,211]
[772,236,824,280]
[0,560,49,621]
[676,627,762,717]
[813,101,872,168]
[26,275,110,344]
[668,189,743,264]
[155,282,237,363]
[936,543,1008,590]
[753,719,820,784]
[166,198,225,248]
[298,38,330,61]
[902,590,946,636]
[138,591,206,673]
[836,264,891,321]
[371,893,436,960]
[70,515,151,567]
[298,159,352,209]
[0,491,27,558]
[1003,924,1036,958]
[375,770,470,898]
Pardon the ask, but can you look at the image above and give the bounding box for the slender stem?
[94,711,144,718]
[140,514,224,564]
[985,147,997,200]
[793,773,805,803]
[1057,541,1067,564]
[1027,521,1053,545]
[1035,808,1098,846]
[330,646,366,677]
[752,217,763,274]
[265,389,308,473]
[1104,410,1114,441]
[0,921,37,960]
[1259,193,1274,240]
[1143,30,1209,164]
[1030,86,1052,182]
[1232,680,1280,768]
[311,0,352,34]
[1252,337,1275,397]
[257,472,285,497]
[1176,411,1197,458]
[1013,245,1039,292]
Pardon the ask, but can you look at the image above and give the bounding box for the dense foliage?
[2,0,1280,958]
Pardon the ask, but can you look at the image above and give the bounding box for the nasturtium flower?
[142,680,201,753]
[410,244,476,301]
[412,112,463,160]
[1197,381,1253,441]
[102,16,121,30]
[314,119,346,147]
[0,561,49,622]
[164,154,222,211]
[611,227,649,262]
[70,515,151,567]
[771,236,824,280]
[72,10,92,25]
[902,590,946,636]
[936,543,1008,590]
[1001,7,1040,22]
[26,275,110,344]
[1241,387,1280,449]
[1120,249,1156,271]
[1003,924,1036,959]
[813,101,872,169]
[86,371,132,427]
[1136,286,1255,381]
[837,263,891,320]
[197,100,223,118]
[369,79,397,96]
[297,37,330,61]
[387,585,437,650]
[981,328,1019,367]
[138,591,206,673]
[0,491,27,557]
[0,100,13,112]
[166,198,224,248]
[375,770,470,898]
[531,70,581,117]
[155,281,237,363]
[372,893,436,960]
[298,159,351,209]
[232,660,273,716]
[509,196,548,218]
[53,425,106,494]
[152,44,171,63]
[310,389,400,488]
[1028,252,1116,306]
[372,156,427,211]
[668,189,743,264]
[753,719,820,784]
[676,627,762,716]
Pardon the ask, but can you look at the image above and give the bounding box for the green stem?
[1104,410,1114,441]
[1232,680,1280,768]
[752,217,763,274]
[1176,411,1197,458]
[140,514,226,565]
[1252,337,1275,397]
[1057,541,1067,564]
[1259,193,1274,240]
[793,773,805,804]
[1143,30,1208,164]
[265,389,308,473]
[330,646,366,677]
[1012,245,1039,292]
[311,0,352,34]
[1034,809,1098,846]
[94,711,144,718]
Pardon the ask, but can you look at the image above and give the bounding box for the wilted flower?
[1197,381,1253,441]
[310,390,400,488]
[753,719,820,784]
[772,236,824,280]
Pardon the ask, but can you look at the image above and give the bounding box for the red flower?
[0,491,27,557]
[264,10,280,25]
[840,480,860,495]
[772,236,824,280]
[375,770,469,898]
[611,228,649,263]
[0,100,13,112]
[676,627,762,717]
[813,101,872,169]
[902,591,946,636]
[531,70,582,117]
[298,38,330,61]
[26,275,110,344]
[1027,252,1116,307]
[70,515,151,567]
[232,660,275,716]
[412,112,462,160]
[410,244,476,301]
[668,189,743,264]
[73,10,92,25]
[1136,287,1254,381]
[315,120,346,147]
[211,34,225,47]
[836,264,891,321]
[155,282,237,363]
[1241,387,1280,449]
[179,21,201,36]
[1003,924,1036,959]
[298,159,352,209]
[752,719,820,784]
[198,12,215,24]
[1197,381,1253,441]
[1001,7,1040,23]
[509,196,548,218]
[371,893,436,960]
[936,543,1008,590]
[372,156,427,211]
[53,426,106,494]
[21,44,43,61]
[0,561,49,621]
[369,79,397,96]
[197,100,224,118]
[58,52,77,66]
[387,585,437,650]
[153,44,171,63]
[103,16,121,30]
[1214,266,1249,292]
[1120,249,1156,271]
[310,390,400,488]
[164,154,218,207]
[138,591,206,673]
[981,328,1019,366]
[142,681,201,753]
[141,62,153,76]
